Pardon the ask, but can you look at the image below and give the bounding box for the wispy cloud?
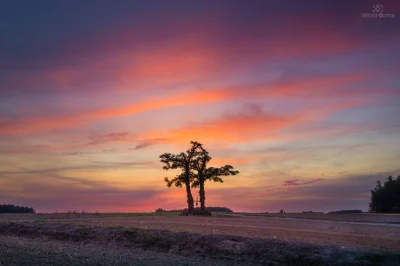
[86,132,130,145]
[129,138,168,150]
[0,160,152,175]
[141,100,362,144]
[282,178,324,187]
[0,71,381,136]
[0,173,166,212]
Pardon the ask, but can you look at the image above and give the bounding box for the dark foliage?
[203,206,233,212]
[178,209,212,216]
[155,206,233,213]
[0,204,35,213]
[328,210,363,214]
[369,175,400,213]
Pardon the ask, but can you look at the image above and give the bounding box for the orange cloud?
[141,99,363,146]
[0,72,372,136]
[163,113,293,143]
[210,157,263,166]
[117,44,220,89]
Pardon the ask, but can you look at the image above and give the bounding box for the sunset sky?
[0,0,399,213]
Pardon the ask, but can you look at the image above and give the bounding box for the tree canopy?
[369,175,400,213]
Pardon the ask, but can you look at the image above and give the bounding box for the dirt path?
[232,213,400,223]
[43,214,400,227]
[246,215,400,227]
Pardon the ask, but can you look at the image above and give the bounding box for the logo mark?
[361,3,394,19]
[372,4,384,13]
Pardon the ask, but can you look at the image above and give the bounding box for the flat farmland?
[1,213,400,265]
[236,212,400,224]
[32,214,400,252]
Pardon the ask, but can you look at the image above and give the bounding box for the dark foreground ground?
[0,213,399,265]
[0,234,244,266]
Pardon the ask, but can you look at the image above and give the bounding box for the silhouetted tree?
[191,147,239,213]
[369,175,400,213]
[164,171,196,189]
[160,141,203,214]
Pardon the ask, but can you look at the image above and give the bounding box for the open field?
[0,212,182,222]
[2,211,399,223]
[1,213,399,265]
[235,212,400,224]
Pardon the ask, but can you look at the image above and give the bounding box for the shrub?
[0,204,35,213]
[328,210,363,214]
[155,206,233,213]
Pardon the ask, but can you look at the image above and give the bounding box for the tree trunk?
[184,169,194,214]
[185,182,194,213]
[199,180,205,213]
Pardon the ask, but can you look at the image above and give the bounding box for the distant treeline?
[0,204,35,213]
[155,206,233,213]
[328,210,363,214]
